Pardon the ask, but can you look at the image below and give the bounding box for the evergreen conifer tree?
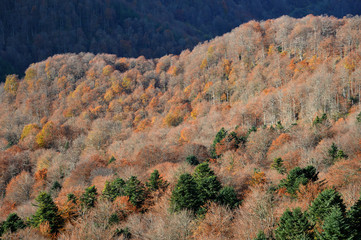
[146,169,168,191]
[348,196,361,239]
[308,189,346,225]
[279,166,318,195]
[216,186,239,209]
[2,213,26,234]
[29,192,64,234]
[317,206,351,240]
[275,208,314,240]
[186,155,199,165]
[254,230,268,240]
[124,176,146,208]
[80,186,98,208]
[271,157,286,174]
[210,127,227,158]
[102,178,126,201]
[170,173,202,213]
[194,163,222,201]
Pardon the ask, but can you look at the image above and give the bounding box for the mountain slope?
[0,15,361,239]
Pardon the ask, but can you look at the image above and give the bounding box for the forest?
[0,15,361,239]
[1,0,361,82]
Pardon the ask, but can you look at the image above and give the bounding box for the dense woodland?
[1,0,361,82]
[1,15,361,239]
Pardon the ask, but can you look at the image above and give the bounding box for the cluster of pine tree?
[256,189,361,239]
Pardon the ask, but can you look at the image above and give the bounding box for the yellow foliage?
[21,124,40,140]
[87,68,96,80]
[203,81,213,94]
[344,56,356,72]
[221,93,227,102]
[200,58,208,70]
[249,170,266,186]
[184,85,191,94]
[164,111,183,127]
[104,88,114,102]
[4,74,19,95]
[57,76,67,89]
[140,93,149,105]
[167,65,178,76]
[102,65,114,76]
[308,55,318,69]
[111,81,121,93]
[223,59,232,77]
[190,109,198,119]
[136,119,152,132]
[89,105,103,117]
[37,157,50,172]
[122,76,132,89]
[207,45,214,55]
[24,68,36,81]
[268,44,274,56]
[36,121,56,148]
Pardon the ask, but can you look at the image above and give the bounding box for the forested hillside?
[1,15,361,239]
[1,0,361,82]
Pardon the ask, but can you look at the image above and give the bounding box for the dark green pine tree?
[186,155,199,166]
[216,186,239,209]
[80,186,98,208]
[124,176,146,208]
[279,165,318,195]
[1,213,26,234]
[271,157,286,174]
[146,169,168,191]
[308,189,346,225]
[317,206,352,240]
[197,175,222,202]
[193,163,222,202]
[0,222,3,236]
[170,173,203,213]
[357,112,361,123]
[193,162,216,179]
[348,196,361,239]
[108,156,116,164]
[102,178,126,201]
[327,143,348,166]
[108,213,120,225]
[67,193,77,204]
[254,230,268,240]
[275,208,314,240]
[328,143,339,160]
[210,127,227,158]
[29,192,64,234]
[51,181,62,191]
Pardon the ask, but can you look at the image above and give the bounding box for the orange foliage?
[223,59,232,77]
[32,169,48,196]
[249,170,267,186]
[167,65,178,76]
[268,133,292,154]
[113,196,137,217]
[135,118,152,132]
[296,181,325,207]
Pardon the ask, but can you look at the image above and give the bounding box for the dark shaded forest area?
[1,0,361,82]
